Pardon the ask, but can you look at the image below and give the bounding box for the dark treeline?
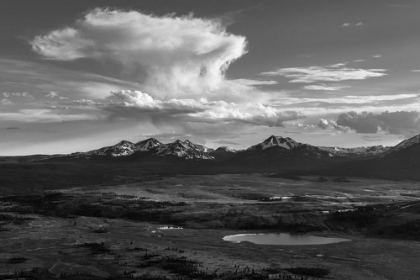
[76,242,112,254]
[0,193,187,225]
[0,267,183,280]
[329,205,381,228]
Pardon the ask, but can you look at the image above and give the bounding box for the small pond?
[223,233,350,245]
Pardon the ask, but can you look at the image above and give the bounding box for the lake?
[223,233,350,245]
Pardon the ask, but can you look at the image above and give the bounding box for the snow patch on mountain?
[155,140,214,159]
[135,138,162,151]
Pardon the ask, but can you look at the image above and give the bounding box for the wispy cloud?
[3,92,31,98]
[231,79,277,86]
[0,109,102,123]
[213,140,240,145]
[261,65,386,83]
[362,135,382,142]
[1,127,20,130]
[0,58,143,100]
[139,132,207,144]
[342,22,364,27]
[272,94,419,106]
[303,84,350,91]
[298,54,316,58]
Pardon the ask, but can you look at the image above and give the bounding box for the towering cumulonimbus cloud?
[30,8,248,97]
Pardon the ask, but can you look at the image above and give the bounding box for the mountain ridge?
[4,133,420,180]
[49,134,407,161]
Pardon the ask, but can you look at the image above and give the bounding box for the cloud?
[296,123,315,129]
[31,8,248,98]
[261,65,386,83]
[329,63,348,68]
[287,123,315,130]
[0,92,35,106]
[318,119,352,133]
[0,58,143,100]
[303,84,349,91]
[342,22,364,27]
[46,91,58,98]
[362,135,382,142]
[0,109,102,123]
[213,140,239,145]
[231,79,277,86]
[1,99,13,105]
[1,127,20,130]
[271,94,418,106]
[107,90,303,127]
[335,111,420,136]
[3,92,31,98]
[372,54,382,58]
[139,131,206,144]
[284,131,302,134]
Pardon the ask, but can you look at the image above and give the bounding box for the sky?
[1,0,420,155]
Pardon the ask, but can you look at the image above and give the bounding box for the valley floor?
[1,174,420,280]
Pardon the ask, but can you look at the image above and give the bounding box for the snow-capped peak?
[156,139,214,159]
[83,140,136,157]
[135,138,162,151]
[248,135,301,151]
[393,134,420,151]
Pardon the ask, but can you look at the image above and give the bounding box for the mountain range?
[34,133,417,179]
[56,134,401,161]
[2,134,420,187]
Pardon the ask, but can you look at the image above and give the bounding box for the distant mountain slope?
[75,140,136,158]
[154,140,214,160]
[224,136,339,170]
[69,138,161,159]
[319,145,391,158]
[242,135,338,159]
[209,147,238,161]
[377,134,420,163]
[335,134,420,180]
[244,135,390,159]
[62,138,214,160]
[389,134,420,153]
